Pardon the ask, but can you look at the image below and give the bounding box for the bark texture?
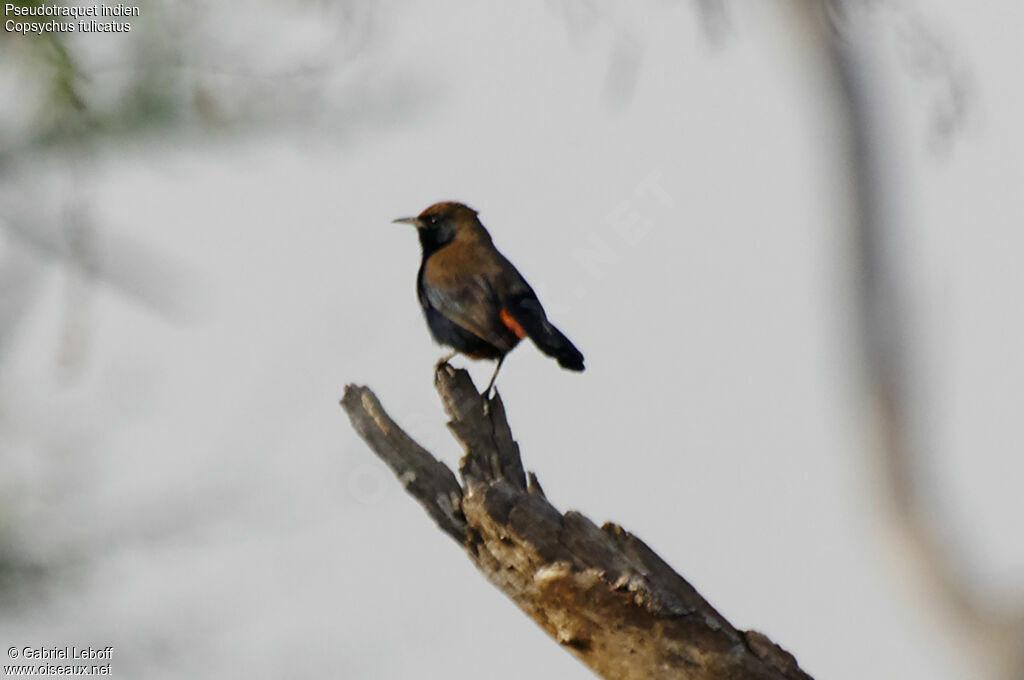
[340,364,813,680]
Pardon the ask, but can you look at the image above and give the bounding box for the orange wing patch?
[500,309,527,339]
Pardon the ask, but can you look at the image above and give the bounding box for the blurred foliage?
[0,525,49,608]
[1,4,84,149]
[1,0,387,169]
[0,0,189,164]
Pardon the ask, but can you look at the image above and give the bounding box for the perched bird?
[393,201,584,394]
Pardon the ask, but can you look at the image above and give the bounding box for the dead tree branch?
[340,365,813,680]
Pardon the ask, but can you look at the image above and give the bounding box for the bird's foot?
[434,352,458,382]
[481,387,496,414]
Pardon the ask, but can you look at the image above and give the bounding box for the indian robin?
[393,201,584,393]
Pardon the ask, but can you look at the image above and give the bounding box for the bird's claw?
[433,352,458,382]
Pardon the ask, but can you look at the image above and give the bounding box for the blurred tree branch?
[804,1,1023,678]
[341,365,814,680]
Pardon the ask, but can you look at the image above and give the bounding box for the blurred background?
[1,1,1021,678]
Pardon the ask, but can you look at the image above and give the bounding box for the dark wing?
[420,249,518,352]
[493,255,585,371]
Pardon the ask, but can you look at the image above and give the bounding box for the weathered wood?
[341,364,813,680]
[339,385,465,541]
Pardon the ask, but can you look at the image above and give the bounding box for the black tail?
[506,294,585,371]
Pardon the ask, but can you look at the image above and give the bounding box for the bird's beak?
[392,216,422,227]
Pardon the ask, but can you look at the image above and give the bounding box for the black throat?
[417,223,456,259]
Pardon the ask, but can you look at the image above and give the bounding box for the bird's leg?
[484,355,506,400]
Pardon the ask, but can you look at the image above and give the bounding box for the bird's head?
[392,201,488,251]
